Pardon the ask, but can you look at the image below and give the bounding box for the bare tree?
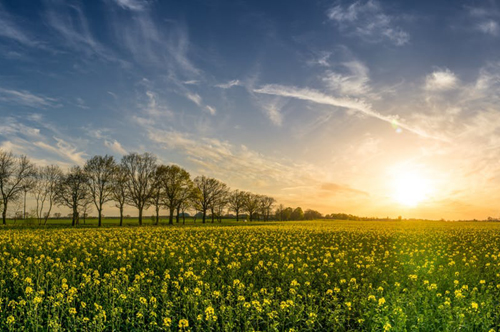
[193,176,227,224]
[111,165,128,226]
[0,150,36,225]
[214,191,229,223]
[80,197,93,225]
[84,155,117,227]
[32,165,63,225]
[244,193,261,221]
[121,153,157,225]
[228,190,246,222]
[55,166,89,226]
[158,165,192,225]
[260,195,276,221]
[150,165,165,225]
[175,179,195,224]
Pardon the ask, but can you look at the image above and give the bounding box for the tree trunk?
[2,200,7,225]
[119,206,124,226]
[236,211,239,222]
[72,206,77,226]
[211,207,215,223]
[98,208,102,227]
[44,202,53,225]
[202,209,206,224]
[169,208,174,225]
[176,206,180,223]
[138,207,143,226]
[182,208,186,224]
[155,205,160,225]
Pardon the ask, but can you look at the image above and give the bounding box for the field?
[1,220,500,331]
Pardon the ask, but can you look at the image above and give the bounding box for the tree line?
[0,150,283,227]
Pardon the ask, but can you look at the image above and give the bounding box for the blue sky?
[1,0,500,219]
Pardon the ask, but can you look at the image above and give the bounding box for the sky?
[1,0,500,220]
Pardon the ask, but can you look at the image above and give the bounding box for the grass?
[0,220,499,331]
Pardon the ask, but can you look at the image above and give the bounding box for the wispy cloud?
[104,139,128,155]
[216,79,241,89]
[254,84,448,141]
[205,105,217,116]
[478,20,499,36]
[424,69,459,91]
[186,92,202,106]
[135,121,367,204]
[322,60,371,96]
[0,87,58,108]
[34,137,86,165]
[44,0,125,64]
[107,4,200,76]
[327,0,409,45]
[0,4,42,48]
[110,0,150,11]
[143,91,173,117]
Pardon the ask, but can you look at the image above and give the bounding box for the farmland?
[1,220,500,331]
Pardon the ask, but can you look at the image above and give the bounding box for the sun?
[391,170,432,207]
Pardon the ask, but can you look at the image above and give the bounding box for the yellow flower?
[6,316,15,325]
[163,317,172,327]
[69,308,77,315]
[25,286,33,295]
[471,302,478,310]
[378,297,386,306]
[178,319,189,328]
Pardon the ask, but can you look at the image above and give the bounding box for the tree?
[121,153,157,225]
[304,209,323,220]
[192,176,227,224]
[0,150,36,225]
[213,189,229,223]
[275,204,285,221]
[259,195,275,221]
[244,193,261,221]
[150,165,165,225]
[55,166,89,226]
[111,165,128,226]
[228,190,246,221]
[291,207,304,220]
[32,165,63,225]
[158,165,192,225]
[283,207,293,221]
[84,155,117,227]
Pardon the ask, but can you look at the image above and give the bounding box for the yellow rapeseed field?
[1,220,500,331]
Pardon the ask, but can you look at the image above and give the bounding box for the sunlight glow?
[391,170,432,207]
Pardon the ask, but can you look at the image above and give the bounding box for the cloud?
[478,20,499,36]
[205,105,217,116]
[136,122,366,204]
[327,0,409,45]
[186,92,202,106]
[110,0,150,11]
[143,91,172,117]
[215,79,241,89]
[34,137,86,165]
[0,4,42,48]
[0,87,58,108]
[44,0,125,64]
[322,60,371,96]
[104,139,127,155]
[254,84,448,141]
[107,5,200,76]
[321,182,369,196]
[424,69,459,91]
